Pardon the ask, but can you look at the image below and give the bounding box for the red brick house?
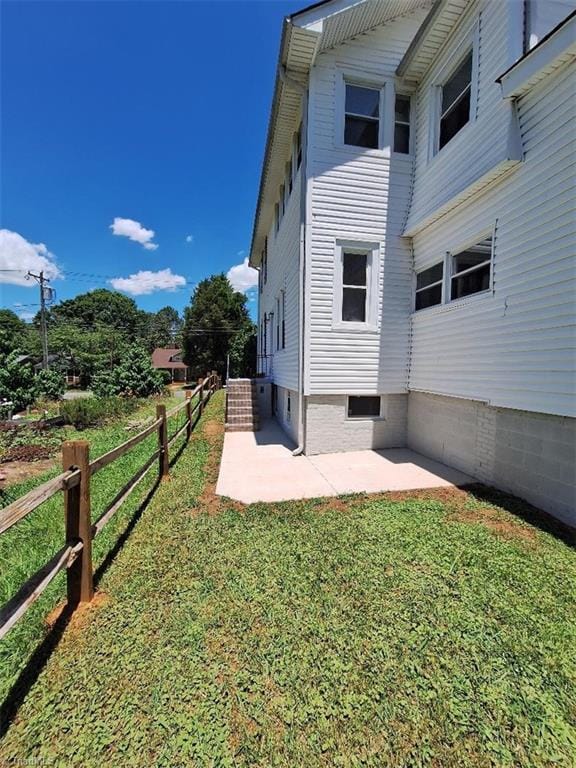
[151,348,189,383]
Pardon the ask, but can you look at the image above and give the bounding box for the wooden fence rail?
[0,372,220,641]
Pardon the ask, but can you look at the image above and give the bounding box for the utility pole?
[27,270,51,369]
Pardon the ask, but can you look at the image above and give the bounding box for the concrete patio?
[216,419,474,504]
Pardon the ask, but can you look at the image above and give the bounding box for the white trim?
[499,12,576,98]
[332,239,380,331]
[428,18,479,161]
[336,70,390,151]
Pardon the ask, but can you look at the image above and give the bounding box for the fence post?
[156,404,169,479]
[198,377,204,418]
[185,390,192,441]
[62,440,94,607]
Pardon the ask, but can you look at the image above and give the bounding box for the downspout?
[292,87,309,456]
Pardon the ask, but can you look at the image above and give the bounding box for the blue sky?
[0,0,300,320]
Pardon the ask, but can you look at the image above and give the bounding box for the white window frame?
[393,90,414,156]
[346,395,385,421]
[414,261,444,312]
[336,71,391,151]
[446,232,494,304]
[428,20,480,160]
[332,239,380,332]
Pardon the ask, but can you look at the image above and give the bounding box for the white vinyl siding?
[405,0,522,236]
[258,166,302,391]
[305,8,429,396]
[410,61,576,418]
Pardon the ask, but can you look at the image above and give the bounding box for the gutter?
[292,89,310,456]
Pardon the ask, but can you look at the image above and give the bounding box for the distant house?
[151,348,189,383]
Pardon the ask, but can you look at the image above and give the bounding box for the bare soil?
[0,458,57,488]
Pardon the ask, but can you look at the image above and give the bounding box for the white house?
[249,0,576,526]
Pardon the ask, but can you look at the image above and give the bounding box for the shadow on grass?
[465,483,575,547]
[0,476,161,739]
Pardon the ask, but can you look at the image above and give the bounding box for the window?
[348,396,381,418]
[276,297,280,350]
[342,251,368,322]
[296,125,302,168]
[415,262,443,311]
[287,159,293,195]
[344,83,380,148]
[281,290,286,349]
[279,184,285,218]
[274,203,279,234]
[394,95,411,154]
[450,236,492,300]
[286,392,291,422]
[439,51,472,150]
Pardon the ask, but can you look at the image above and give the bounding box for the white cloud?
[110,217,158,250]
[0,229,61,286]
[109,268,186,296]
[227,257,258,293]
[16,310,35,321]
[185,234,194,244]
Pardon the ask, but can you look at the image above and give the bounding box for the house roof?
[151,348,187,370]
[249,0,432,268]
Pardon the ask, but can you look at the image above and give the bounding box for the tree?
[35,368,66,401]
[149,306,183,350]
[42,289,148,338]
[91,344,164,398]
[182,274,255,378]
[0,352,37,412]
[0,309,28,356]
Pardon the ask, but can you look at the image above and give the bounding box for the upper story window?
[344,84,380,148]
[439,51,473,150]
[415,262,443,311]
[450,236,492,300]
[296,125,302,168]
[279,184,285,218]
[281,290,285,349]
[287,159,293,195]
[394,95,411,154]
[274,203,280,235]
[262,238,268,283]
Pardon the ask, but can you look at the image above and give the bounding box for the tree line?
[0,273,256,411]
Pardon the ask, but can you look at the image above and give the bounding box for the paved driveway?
[216,420,473,504]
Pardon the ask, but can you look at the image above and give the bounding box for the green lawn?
[1,391,575,766]
[0,389,192,704]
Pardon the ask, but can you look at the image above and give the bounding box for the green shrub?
[91,345,165,399]
[60,396,139,430]
[0,352,36,412]
[35,368,66,401]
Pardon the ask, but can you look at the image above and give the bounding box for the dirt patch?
[0,458,56,488]
[447,506,538,543]
[45,591,111,632]
[195,416,243,516]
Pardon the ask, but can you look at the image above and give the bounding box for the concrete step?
[227,406,259,416]
[225,423,261,432]
[226,414,260,426]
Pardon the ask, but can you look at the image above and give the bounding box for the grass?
[0,389,193,704]
[0,390,575,766]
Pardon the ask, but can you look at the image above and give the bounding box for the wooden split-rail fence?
[0,373,220,640]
